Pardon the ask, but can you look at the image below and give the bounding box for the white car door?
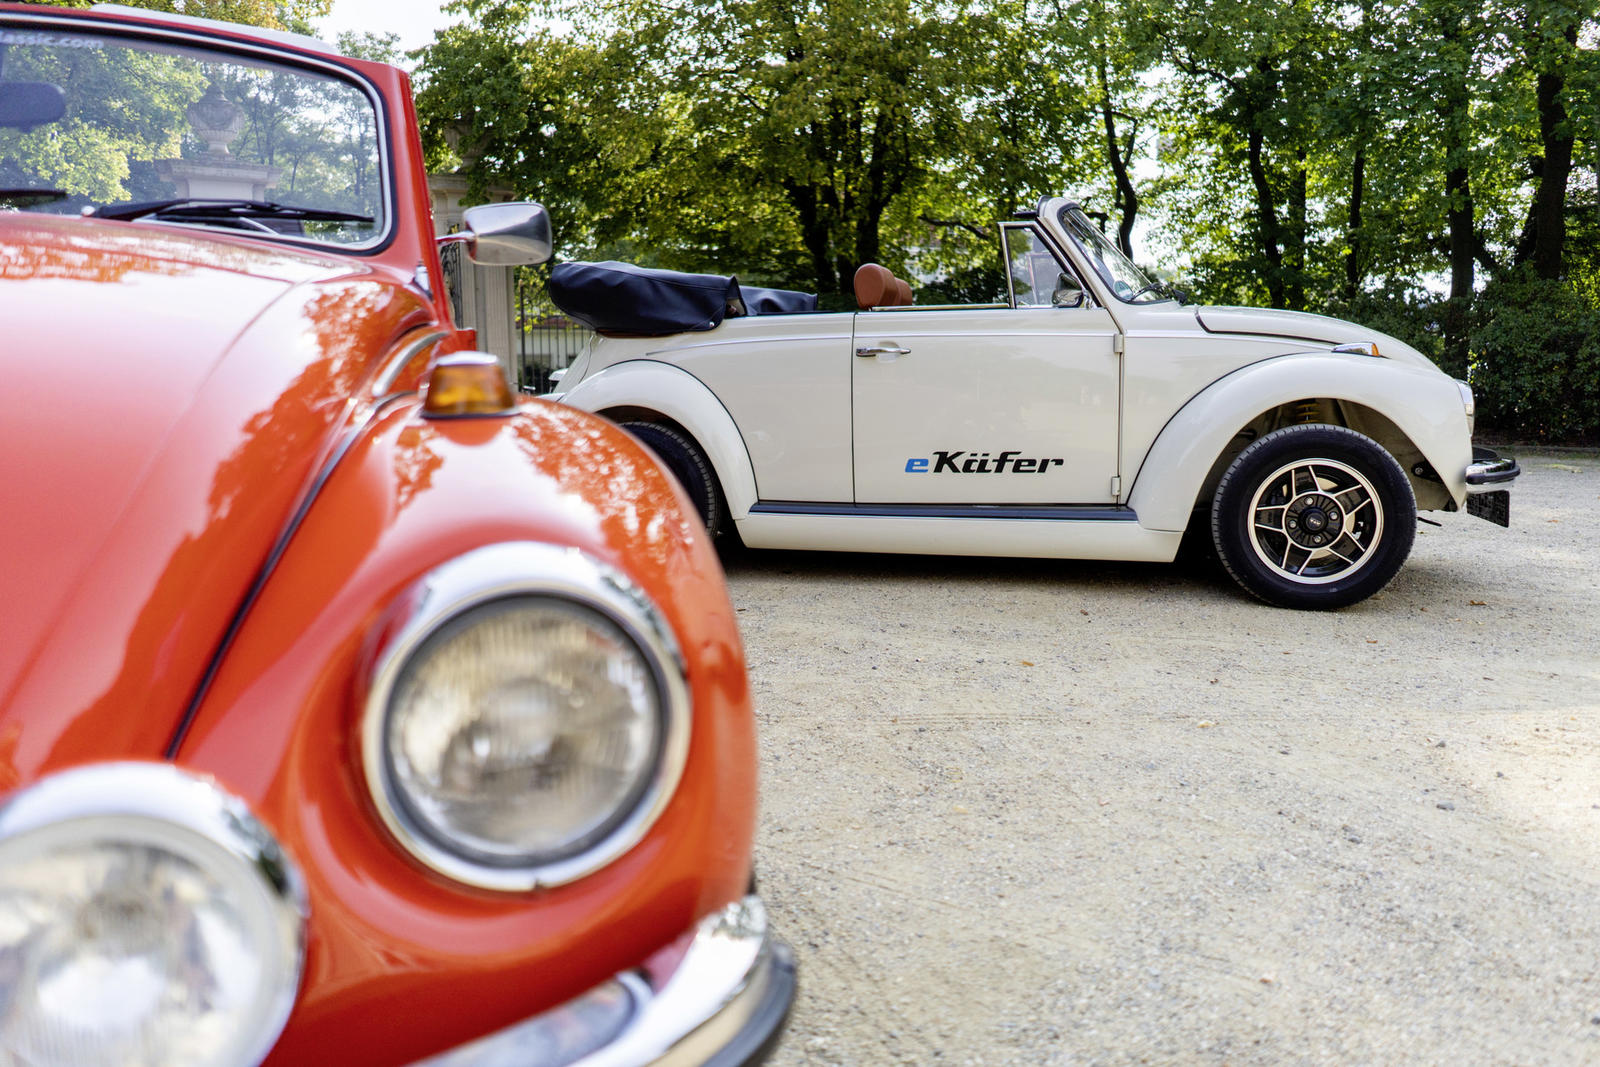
[851,225,1122,505]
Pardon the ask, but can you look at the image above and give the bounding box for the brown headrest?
[893,277,913,306]
[854,263,896,309]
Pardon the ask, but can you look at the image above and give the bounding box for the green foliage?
[10,0,331,31]
[1470,271,1600,441]
[404,0,1600,438]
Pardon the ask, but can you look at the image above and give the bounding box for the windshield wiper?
[0,187,67,206]
[90,197,372,224]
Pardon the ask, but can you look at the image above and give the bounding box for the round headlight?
[0,763,306,1067]
[364,543,691,891]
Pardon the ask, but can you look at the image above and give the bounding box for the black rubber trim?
[749,501,1138,521]
[705,938,799,1067]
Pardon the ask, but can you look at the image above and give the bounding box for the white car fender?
[1129,353,1472,532]
[558,360,760,519]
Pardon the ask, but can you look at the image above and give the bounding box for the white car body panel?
[555,360,761,517]
[852,305,1120,504]
[550,194,1502,593]
[1129,353,1471,531]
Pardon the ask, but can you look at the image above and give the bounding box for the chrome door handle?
[856,344,911,358]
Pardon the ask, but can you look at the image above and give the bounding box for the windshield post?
[1057,205,1175,304]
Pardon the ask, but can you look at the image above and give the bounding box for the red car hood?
[0,215,432,785]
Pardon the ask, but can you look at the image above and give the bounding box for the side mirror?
[1051,273,1085,309]
[456,202,552,266]
[0,82,66,132]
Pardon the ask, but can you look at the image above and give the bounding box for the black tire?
[619,421,727,539]
[1210,424,1415,610]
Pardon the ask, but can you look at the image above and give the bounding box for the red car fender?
[174,398,757,1066]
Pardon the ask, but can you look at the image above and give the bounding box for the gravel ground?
[724,450,1600,1066]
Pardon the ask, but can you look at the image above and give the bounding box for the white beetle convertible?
[546,196,1518,609]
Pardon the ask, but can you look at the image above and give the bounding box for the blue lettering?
[905,458,929,472]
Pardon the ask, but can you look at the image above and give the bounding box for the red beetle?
[0,5,794,1064]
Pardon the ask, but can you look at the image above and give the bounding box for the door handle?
[856,344,911,358]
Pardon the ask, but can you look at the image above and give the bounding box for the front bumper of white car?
[1464,446,1520,526]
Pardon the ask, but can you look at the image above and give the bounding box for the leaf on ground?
[1197,720,1216,728]
[1020,660,1035,667]
[1469,600,1486,606]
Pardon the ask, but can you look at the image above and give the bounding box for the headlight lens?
[365,543,690,891]
[0,763,306,1067]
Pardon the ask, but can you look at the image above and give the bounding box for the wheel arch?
[1128,355,1470,532]
[558,361,760,520]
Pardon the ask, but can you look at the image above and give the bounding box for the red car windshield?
[0,21,386,247]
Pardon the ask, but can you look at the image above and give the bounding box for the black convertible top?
[549,261,818,335]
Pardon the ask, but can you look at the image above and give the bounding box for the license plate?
[1466,490,1510,527]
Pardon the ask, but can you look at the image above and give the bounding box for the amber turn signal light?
[422,352,517,417]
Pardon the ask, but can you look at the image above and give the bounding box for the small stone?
[1437,801,1456,811]
[1435,740,1447,748]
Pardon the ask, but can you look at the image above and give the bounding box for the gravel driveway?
[725,450,1600,1065]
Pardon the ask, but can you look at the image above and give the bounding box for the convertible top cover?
[549,261,817,335]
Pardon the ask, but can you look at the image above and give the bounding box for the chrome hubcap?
[1247,459,1383,584]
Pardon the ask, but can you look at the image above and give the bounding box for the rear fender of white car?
[557,360,760,518]
[1129,353,1471,532]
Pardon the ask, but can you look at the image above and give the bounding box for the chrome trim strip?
[362,542,692,891]
[412,896,797,1067]
[373,328,447,398]
[0,762,308,1067]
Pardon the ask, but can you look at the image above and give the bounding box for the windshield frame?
[1055,204,1173,305]
[0,9,398,256]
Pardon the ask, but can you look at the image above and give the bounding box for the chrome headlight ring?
[0,762,307,1067]
[362,542,692,892]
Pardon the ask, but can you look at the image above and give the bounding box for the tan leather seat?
[853,263,913,309]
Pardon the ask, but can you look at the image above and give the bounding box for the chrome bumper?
[1465,446,1520,492]
[414,896,796,1067]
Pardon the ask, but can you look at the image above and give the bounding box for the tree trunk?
[783,179,837,296]
[1444,162,1474,370]
[1287,148,1307,310]
[1246,125,1286,308]
[1344,146,1365,303]
[1520,61,1576,280]
[1097,54,1138,258]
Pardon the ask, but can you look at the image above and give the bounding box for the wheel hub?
[1285,493,1342,547]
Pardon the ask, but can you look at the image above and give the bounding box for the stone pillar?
[156,83,281,201]
[426,174,519,384]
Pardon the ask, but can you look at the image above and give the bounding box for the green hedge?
[1468,275,1600,442]
[1323,276,1600,444]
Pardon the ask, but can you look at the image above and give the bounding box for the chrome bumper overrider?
[1465,446,1521,492]
[414,896,796,1067]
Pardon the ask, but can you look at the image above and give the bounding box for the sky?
[316,0,457,59]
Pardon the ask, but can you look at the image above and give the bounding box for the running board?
[736,504,1178,562]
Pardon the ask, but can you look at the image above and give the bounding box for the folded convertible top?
[549,260,818,335]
